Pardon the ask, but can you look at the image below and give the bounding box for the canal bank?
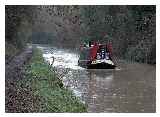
[5,47,87,112]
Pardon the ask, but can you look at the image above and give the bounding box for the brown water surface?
[40,45,156,113]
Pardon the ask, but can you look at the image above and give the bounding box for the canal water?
[38,45,156,113]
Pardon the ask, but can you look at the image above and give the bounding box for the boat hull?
[78,60,116,69]
[87,62,116,69]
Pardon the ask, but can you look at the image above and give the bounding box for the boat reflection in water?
[85,69,115,112]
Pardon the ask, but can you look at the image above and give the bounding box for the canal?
[38,45,156,113]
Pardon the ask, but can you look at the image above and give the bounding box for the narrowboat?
[78,42,116,69]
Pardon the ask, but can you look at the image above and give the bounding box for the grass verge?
[19,48,87,112]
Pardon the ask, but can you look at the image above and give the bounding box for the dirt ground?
[5,46,38,112]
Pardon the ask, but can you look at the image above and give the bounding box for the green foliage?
[5,42,20,62]
[125,47,146,63]
[24,48,87,112]
[5,5,34,61]
[79,5,156,64]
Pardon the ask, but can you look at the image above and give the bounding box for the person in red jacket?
[107,42,113,60]
[90,42,98,61]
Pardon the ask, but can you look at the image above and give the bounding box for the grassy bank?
[19,48,87,112]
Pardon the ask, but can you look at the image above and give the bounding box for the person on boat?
[89,41,92,47]
[90,41,98,61]
[106,42,113,60]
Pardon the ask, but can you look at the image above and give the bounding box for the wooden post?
[51,56,54,66]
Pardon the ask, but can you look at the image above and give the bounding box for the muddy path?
[5,46,33,80]
[40,45,156,113]
[5,46,34,112]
